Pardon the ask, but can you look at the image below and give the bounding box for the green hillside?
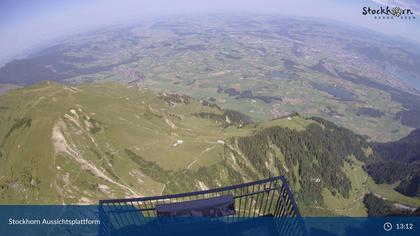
[0,82,418,216]
[0,81,247,203]
[2,15,420,142]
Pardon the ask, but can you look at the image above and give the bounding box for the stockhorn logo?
[391,7,402,17]
[362,6,416,19]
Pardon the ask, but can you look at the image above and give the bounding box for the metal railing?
[99,176,307,236]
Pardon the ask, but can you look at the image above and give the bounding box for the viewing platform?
[99,176,307,236]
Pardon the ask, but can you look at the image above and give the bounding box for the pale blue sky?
[0,0,419,64]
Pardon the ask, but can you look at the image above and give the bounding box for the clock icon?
[384,222,393,231]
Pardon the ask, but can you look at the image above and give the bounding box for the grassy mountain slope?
[0,82,418,216]
[0,81,253,203]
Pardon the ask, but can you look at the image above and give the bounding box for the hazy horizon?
[1,0,420,64]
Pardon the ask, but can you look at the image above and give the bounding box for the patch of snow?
[225,115,231,124]
[173,140,183,147]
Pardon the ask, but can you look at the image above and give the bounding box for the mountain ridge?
[0,81,419,216]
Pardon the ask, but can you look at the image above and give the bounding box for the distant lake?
[311,82,357,102]
[399,75,420,92]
